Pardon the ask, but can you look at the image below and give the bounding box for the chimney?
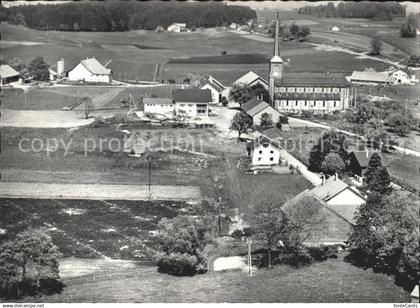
[334,172,338,181]
[321,174,325,185]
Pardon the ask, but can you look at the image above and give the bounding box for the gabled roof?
[208,75,225,89]
[253,135,281,150]
[275,72,349,87]
[143,97,174,105]
[241,97,270,116]
[173,89,212,103]
[260,127,283,141]
[234,71,268,86]
[311,176,349,202]
[276,92,341,101]
[79,57,111,75]
[0,64,19,79]
[200,77,224,93]
[349,71,392,83]
[349,151,385,168]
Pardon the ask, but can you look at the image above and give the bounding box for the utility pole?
[247,238,252,276]
[24,90,27,109]
[148,156,152,200]
[77,89,80,106]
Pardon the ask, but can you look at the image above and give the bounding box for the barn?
[0,64,20,86]
[68,57,112,83]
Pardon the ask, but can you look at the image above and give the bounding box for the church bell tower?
[269,12,283,105]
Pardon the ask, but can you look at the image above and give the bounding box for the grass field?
[0,198,197,261]
[24,255,410,303]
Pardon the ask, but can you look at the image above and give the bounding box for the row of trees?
[268,22,311,41]
[298,2,405,20]
[1,2,256,31]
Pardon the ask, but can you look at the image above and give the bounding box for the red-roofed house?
[68,57,112,83]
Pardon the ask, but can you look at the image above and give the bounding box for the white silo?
[57,58,65,76]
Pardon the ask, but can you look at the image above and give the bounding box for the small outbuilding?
[0,64,20,86]
[241,97,282,126]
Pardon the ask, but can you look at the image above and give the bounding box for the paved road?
[0,182,201,200]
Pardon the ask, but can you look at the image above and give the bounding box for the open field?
[19,255,410,303]
[0,22,403,85]
[0,198,198,261]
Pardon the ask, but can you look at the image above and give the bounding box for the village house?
[234,71,268,90]
[247,135,281,166]
[347,151,386,178]
[348,70,393,85]
[173,88,212,118]
[68,57,112,83]
[387,68,418,85]
[268,15,351,113]
[0,64,20,86]
[241,97,282,125]
[199,75,226,105]
[167,23,187,32]
[143,97,175,119]
[229,22,238,30]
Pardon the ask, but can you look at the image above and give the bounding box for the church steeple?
[273,12,280,58]
[269,11,283,105]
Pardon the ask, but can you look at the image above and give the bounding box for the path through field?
[74,87,125,110]
[0,182,201,200]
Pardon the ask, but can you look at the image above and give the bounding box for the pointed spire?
[273,11,280,57]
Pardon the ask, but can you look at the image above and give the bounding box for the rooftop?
[310,176,348,202]
[234,71,268,86]
[349,151,386,168]
[0,64,19,79]
[276,92,341,101]
[143,97,174,105]
[349,71,393,83]
[275,72,349,87]
[173,88,212,103]
[241,97,270,116]
[80,57,111,75]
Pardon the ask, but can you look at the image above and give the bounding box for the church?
[268,15,351,114]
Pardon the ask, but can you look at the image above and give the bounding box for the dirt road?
[0,182,201,200]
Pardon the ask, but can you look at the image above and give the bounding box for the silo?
[57,58,65,76]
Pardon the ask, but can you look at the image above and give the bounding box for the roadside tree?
[370,37,383,56]
[28,56,50,81]
[230,111,253,138]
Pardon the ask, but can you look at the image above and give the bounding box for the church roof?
[276,92,341,101]
[275,72,349,87]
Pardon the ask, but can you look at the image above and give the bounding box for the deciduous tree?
[230,111,253,138]
[28,56,49,81]
[370,37,383,56]
[321,152,345,176]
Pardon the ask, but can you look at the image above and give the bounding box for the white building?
[241,97,282,126]
[247,135,281,166]
[199,75,226,105]
[143,98,175,119]
[331,26,340,32]
[349,70,394,85]
[167,23,187,32]
[0,64,19,86]
[68,57,112,83]
[234,71,268,90]
[388,69,418,85]
[173,89,212,118]
[229,23,238,30]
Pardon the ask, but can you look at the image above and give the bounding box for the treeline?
[298,2,405,20]
[1,1,256,31]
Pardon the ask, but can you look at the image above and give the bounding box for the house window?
[270,157,274,161]
[295,101,298,106]
[286,101,289,106]
[263,143,269,148]
[323,101,325,107]
[259,150,263,154]
[270,150,274,154]
[258,157,262,161]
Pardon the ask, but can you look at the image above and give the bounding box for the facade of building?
[173,89,212,117]
[0,64,20,85]
[268,14,351,114]
[199,75,225,105]
[234,71,268,90]
[143,98,175,119]
[241,97,282,125]
[167,23,186,32]
[349,71,393,85]
[247,135,281,166]
[68,57,112,83]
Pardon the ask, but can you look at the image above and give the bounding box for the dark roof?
[276,92,341,101]
[275,72,349,87]
[260,127,283,141]
[173,89,212,103]
[241,97,267,113]
[349,151,385,168]
[143,97,174,105]
[254,135,281,149]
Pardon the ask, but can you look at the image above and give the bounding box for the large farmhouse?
[68,57,112,83]
[268,14,351,114]
[173,88,212,117]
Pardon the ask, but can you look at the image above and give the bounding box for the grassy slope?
[30,256,409,303]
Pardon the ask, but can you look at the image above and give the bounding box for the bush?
[307,245,339,261]
[0,278,65,300]
[276,122,282,130]
[156,252,201,276]
[167,79,176,84]
[277,247,313,267]
[230,229,244,239]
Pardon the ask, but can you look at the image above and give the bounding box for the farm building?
[348,70,393,85]
[387,69,418,85]
[68,57,112,83]
[167,23,187,32]
[49,68,57,81]
[312,175,366,213]
[347,151,386,178]
[281,190,353,245]
[241,97,282,125]
[173,88,212,117]
[268,15,350,113]
[234,71,268,90]
[0,64,19,85]
[247,135,281,166]
[229,23,238,30]
[143,97,175,119]
[199,75,226,105]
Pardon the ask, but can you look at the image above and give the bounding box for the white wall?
[201,84,220,105]
[144,104,175,118]
[68,63,110,83]
[175,102,208,117]
[327,188,365,206]
[253,106,281,125]
[251,143,280,165]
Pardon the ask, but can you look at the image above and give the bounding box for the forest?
[1,1,256,32]
[298,1,405,20]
